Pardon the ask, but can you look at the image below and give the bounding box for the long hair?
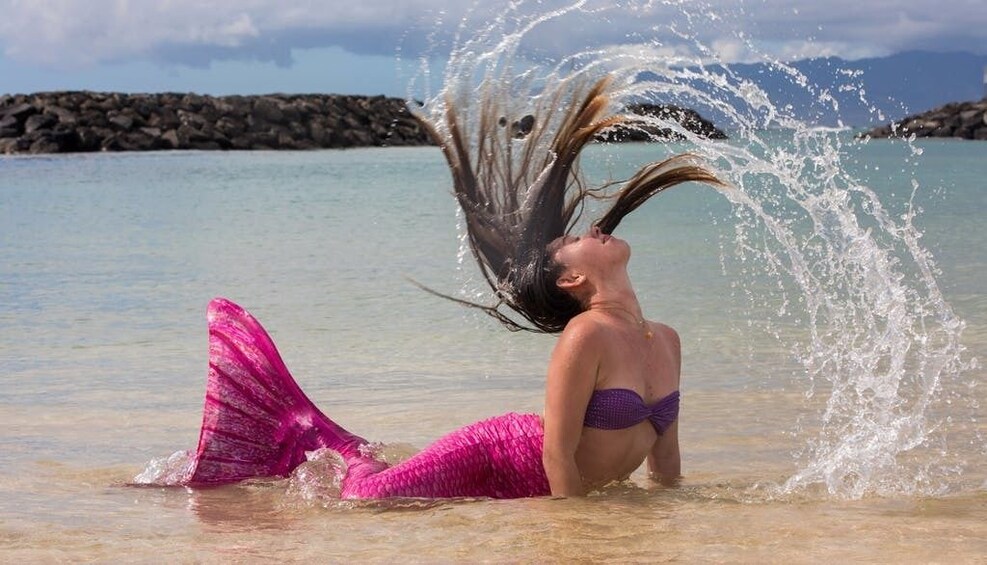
[414,76,724,333]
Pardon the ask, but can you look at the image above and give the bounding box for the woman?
[176,77,721,498]
[541,225,683,494]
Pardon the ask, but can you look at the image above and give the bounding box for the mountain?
[845,51,987,122]
[648,51,987,128]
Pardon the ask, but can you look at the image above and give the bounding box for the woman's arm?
[647,420,680,485]
[648,323,681,485]
[542,317,601,497]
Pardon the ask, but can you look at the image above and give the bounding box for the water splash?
[286,448,348,503]
[133,449,194,486]
[408,0,976,498]
[285,443,421,505]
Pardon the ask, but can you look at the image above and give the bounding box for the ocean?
[1,137,985,561]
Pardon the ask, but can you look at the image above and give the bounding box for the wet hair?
[413,76,724,333]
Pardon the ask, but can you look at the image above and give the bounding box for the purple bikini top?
[583,388,680,435]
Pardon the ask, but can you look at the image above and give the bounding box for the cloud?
[0,0,984,71]
[742,0,987,57]
[0,0,459,67]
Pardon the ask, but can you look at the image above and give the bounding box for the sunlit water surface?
[1,140,984,561]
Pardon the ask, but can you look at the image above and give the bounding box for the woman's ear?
[556,270,586,291]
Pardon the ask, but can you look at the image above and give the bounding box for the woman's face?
[549,225,630,279]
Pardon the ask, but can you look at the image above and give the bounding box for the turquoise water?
[1,139,985,560]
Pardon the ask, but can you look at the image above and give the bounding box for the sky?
[1,0,985,97]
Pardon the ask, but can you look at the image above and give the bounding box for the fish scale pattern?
[342,412,549,499]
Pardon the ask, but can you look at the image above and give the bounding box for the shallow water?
[1,141,985,561]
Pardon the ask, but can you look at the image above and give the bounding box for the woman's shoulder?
[559,310,610,341]
[647,321,682,370]
[549,312,609,372]
[647,321,680,345]
[556,311,625,354]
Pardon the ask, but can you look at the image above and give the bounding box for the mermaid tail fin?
[184,298,367,486]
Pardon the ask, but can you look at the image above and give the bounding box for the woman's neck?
[584,272,643,318]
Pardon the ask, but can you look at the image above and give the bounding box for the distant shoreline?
[0,91,726,155]
[860,98,987,141]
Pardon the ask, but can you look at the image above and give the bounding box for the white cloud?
[771,40,884,62]
[740,0,987,57]
[208,13,260,47]
[710,38,755,64]
[0,0,459,66]
[0,0,984,69]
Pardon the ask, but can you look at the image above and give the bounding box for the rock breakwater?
[0,92,431,154]
[0,91,727,155]
[861,98,987,140]
[598,104,727,142]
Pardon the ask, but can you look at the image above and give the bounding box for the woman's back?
[572,316,681,488]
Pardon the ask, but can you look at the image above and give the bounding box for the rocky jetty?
[861,98,987,140]
[0,92,431,154]
[0,91,727,155]
[599,104,728,142]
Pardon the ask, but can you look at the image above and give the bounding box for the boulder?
[175,94,197,112]
[0,113,19,130]
[215,116,244,137]
[177,123,211,143]
[82,109,109,128]
[249,130,279,148]
[131,98,156,119]
[109,114,135,131]
[342,129,373,146]
[24,113,57,133]
[161,128,187,149]
[309,121,332,146]
[252,97,284,123]
[230,135,253,150]
[2,102,38,124]
[178,108,207,129]
[77,128,105,152]
[959,109,984,129]
[45,105,78,125]
[0,137,19,154]
[931,125,954,137]
[149,107,180,130]
[49,125,81,152]
[100,134,136,152]
[29,135,62,154]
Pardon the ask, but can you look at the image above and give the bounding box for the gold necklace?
[595,304,653,339]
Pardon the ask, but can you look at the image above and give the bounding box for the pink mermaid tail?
[184,298,549,499]
[185,298,366,485]
[340,412,548,499]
